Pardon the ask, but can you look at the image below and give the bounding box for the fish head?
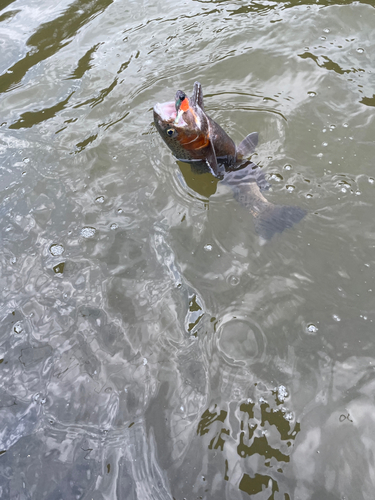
[153,89,210,162]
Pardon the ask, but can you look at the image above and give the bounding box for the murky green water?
[1,0,375,498]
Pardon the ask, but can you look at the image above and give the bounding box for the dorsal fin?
[190,81,204,110]
[237,132,259,159]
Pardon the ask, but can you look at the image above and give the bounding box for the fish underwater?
[153,82,306,240]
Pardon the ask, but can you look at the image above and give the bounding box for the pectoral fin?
[204,140,224,178]
[237,132,259,159]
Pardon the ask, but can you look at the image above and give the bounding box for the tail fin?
[237,132,259,158]
[253,203,307,240]
[223,167,306,239]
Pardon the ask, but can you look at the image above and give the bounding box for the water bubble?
[307,91,316,97]
[204,244,212,251]
[14,323,23,334]
[110,223,118,230]
[284,164,292,171]
[23,157,30,163]
[117,208,123,213]
[322,142,328,147]
[329,124,336,130]
[277,385,288,402]
[49,244,64,256]
[343,122,349,128]
[228,275,240,286]
[307,323,318,333]
[306,193,313,199]
[269,173,283,182]
[368,178,374,184]
[80,227,96,238]
[286,185,295,192]
[323,28,330,33]
[143,358,147,365]
[333,314,341,322]
[356,47,364,54]
[95,196,105,204]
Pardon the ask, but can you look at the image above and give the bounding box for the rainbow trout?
[153,82,306,239]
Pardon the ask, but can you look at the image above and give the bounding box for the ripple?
[217,316,266,365]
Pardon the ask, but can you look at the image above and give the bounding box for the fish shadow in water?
[180,159,307,241]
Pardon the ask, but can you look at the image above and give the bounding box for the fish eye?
[167,128,175,137]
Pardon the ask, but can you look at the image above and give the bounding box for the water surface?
[1,0,375,498]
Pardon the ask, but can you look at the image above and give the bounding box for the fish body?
[153,82,256,178]
[153,82,306,239]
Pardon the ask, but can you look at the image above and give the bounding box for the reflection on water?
[0,0,113,95]
[1,0,375,498]
[196,391,300,498]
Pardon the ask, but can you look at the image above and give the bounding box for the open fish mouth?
[153,102,176,122]
[153,101,189,129]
